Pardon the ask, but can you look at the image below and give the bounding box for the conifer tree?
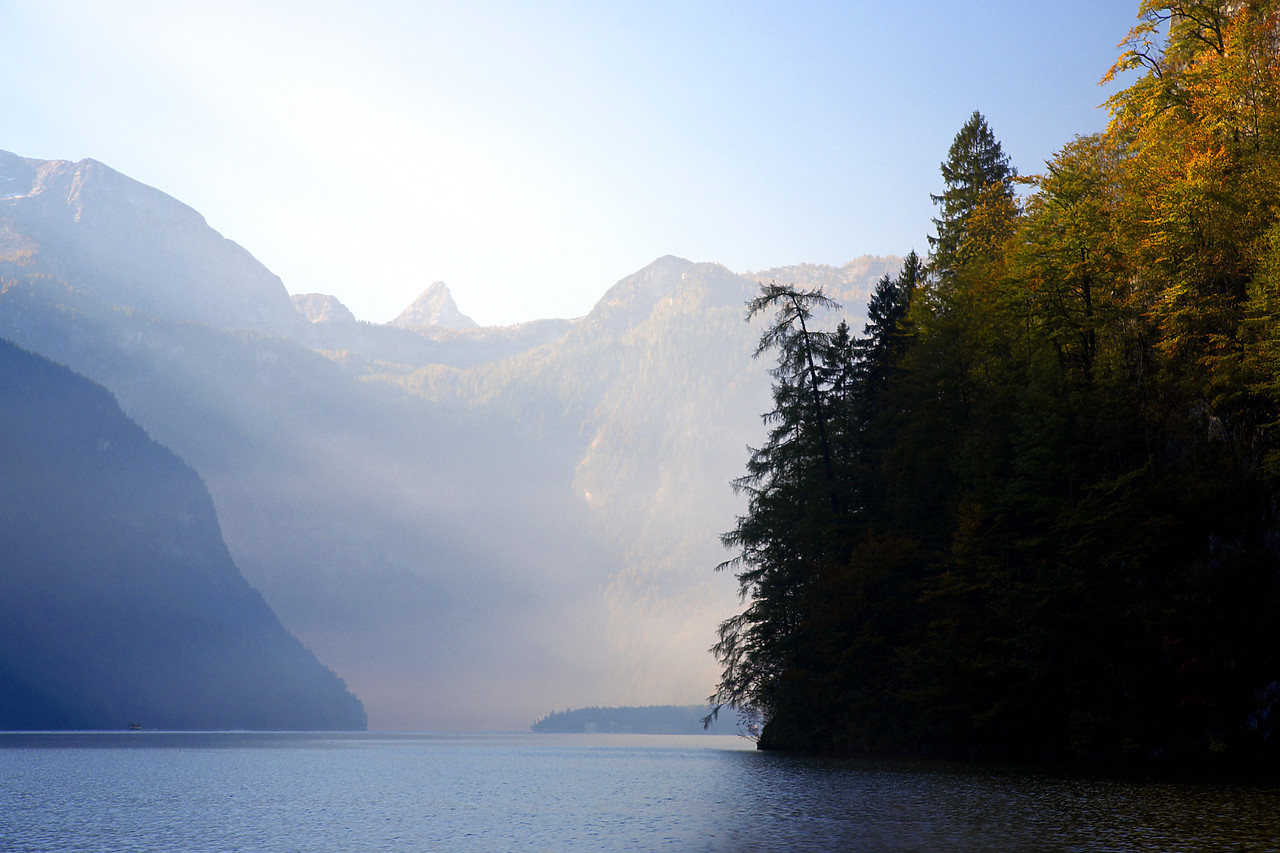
[858,250,922,399]
[929,111,1017,279]
[707,283,842,734]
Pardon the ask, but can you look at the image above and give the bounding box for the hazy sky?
[4,1,1140,326]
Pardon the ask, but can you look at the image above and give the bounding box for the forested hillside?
[710,1,1280,763]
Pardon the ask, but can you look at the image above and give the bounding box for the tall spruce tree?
[858,250,922,400]
[929,111,1017,279]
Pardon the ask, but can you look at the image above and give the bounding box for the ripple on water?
[0,732,1276,852]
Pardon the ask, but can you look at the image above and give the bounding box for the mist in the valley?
[0,150,892,730]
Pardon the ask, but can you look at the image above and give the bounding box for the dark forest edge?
[708,0,1280,766]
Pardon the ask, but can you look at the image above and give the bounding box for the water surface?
[1,731,1276,851]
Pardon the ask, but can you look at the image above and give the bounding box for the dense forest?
[709,0,1280,764]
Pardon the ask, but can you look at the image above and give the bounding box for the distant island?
[531,705,736,735]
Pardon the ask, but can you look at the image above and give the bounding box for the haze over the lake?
[3,1,1136,326]
[1,145,905,729]
[3,1,1214,737]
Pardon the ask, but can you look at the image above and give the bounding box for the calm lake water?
[1,731,1277,852]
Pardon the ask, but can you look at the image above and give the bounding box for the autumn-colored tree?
[711,1,1280,763]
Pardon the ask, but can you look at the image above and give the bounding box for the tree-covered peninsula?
[709,1,1280,764]
[532,705,734,735]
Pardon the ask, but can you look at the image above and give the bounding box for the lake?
[1,731,1277,852]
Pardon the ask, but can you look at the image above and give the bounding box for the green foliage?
[929,111,1018,280]
[713,3,1280,764]
[708,283,848,731]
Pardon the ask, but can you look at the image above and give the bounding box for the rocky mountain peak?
[292,293,357,325]
[0,149,302,335]
[389,281,478,330]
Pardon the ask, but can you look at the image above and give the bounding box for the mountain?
[391,255,898,704]
[293,292,357,324]
[286,279,571,370]
[0,150,302,335]
[390,282,478,330]
[0,152,626,730]
[0,147,898,730]
[284,307,575,371]
[0,339,366,730]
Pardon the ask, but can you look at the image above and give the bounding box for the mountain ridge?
[0,149,302,334]
[0,147,899,730]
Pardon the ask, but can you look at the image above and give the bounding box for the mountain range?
[0,148,897,730]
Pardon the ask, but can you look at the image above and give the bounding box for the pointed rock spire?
[389,282,478,330]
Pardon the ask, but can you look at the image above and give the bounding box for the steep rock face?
[0,150,302,334]
[293,292,358,325]
[389,282,478,330]
[0,339,366,730]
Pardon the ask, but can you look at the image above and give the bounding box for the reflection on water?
[725,751,1280,852]
[0,731,1276,852]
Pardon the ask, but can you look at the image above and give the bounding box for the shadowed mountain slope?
[0,339,366,730]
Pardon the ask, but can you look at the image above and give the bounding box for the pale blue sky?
[3,1,1140,326]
